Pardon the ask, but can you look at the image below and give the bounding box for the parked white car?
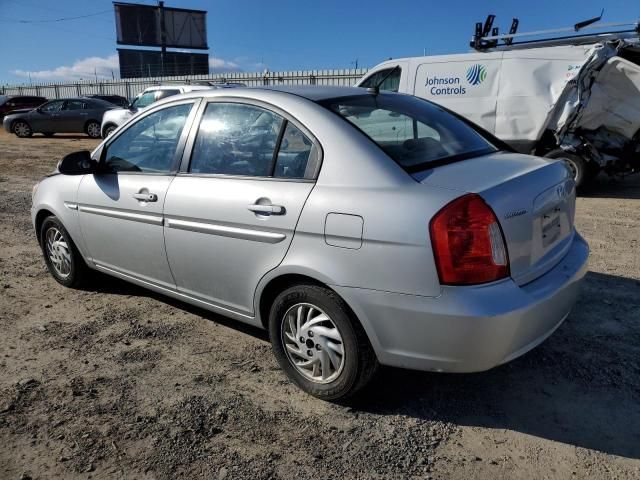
[100,85,212,138]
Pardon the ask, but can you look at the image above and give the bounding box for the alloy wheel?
[14,122,31,137]
[281,303,345,383]
[87,122,101,138]
[45,227,72,278]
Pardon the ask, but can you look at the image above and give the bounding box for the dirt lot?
[0,129,639,479]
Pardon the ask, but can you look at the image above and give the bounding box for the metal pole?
[159,1,166,78]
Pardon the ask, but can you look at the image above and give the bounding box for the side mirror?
[57,151,96,175]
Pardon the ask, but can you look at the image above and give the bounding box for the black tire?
[40,216,90,288]
[85,121,101,139]
[12,120,32,138]
[43,132,55,137]
[268,284,378,401]
[544,149,597,188]
[103,124,117,138]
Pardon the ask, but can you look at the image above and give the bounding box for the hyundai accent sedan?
[31,86,589,400]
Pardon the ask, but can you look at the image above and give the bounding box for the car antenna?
[366,65,401,95]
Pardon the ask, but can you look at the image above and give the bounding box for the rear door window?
[189,102,283,177]
[274,122,320,179]
[64,100,86,110]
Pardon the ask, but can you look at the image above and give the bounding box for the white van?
[357,40,640,186]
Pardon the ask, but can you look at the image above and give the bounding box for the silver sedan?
[30,86,589,400]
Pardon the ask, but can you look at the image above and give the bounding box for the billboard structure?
[113,1,209,78]
[117,49,209,78]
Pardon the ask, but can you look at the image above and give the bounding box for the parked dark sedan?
[0,95,47,120]
[82,94,129,108]
[2,98,116,138]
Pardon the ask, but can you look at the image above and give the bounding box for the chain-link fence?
[1,69,369,100]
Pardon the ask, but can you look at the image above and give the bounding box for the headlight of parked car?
[31,182,39,203]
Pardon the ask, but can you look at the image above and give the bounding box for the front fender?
[32,174,93,266]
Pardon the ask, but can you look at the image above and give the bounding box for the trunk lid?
[415,152,576,285]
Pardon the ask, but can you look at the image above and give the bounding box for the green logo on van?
[466,64,487,86]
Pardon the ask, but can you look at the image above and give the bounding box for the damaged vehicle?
[357,16,640,187]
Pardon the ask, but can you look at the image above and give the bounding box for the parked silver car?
[3,98,115,138]
[31,86,589,400]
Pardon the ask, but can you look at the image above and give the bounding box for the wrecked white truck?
[357,16,640,187]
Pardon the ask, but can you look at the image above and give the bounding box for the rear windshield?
[319,94,497,172]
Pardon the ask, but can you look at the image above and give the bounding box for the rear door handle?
[133,193,158,202]
[247,204,285,215]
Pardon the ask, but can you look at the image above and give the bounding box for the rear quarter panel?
[280,181,460,297]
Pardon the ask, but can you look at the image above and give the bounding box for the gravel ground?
[0,129,639,479]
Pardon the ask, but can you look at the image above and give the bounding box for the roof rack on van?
[471,13,640,51]
[152,79,213,86]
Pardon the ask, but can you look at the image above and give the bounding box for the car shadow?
[84,270,639,458]
[351,271,640,459]
[580,173,640,199]
[87,272,269,341]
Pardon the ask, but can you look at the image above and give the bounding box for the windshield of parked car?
[319,94,497,172]
[131,91,157,109]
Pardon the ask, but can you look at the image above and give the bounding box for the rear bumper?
[333,232,589,373]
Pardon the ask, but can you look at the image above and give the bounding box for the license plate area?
[542,211,561,248]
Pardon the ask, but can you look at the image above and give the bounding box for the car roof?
[142,85,211,93]
[254,85,368,101]
[175,85,370,102]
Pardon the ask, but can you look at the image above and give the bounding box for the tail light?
[429,194,509,285]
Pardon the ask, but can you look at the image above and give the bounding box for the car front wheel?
[103,124,117,138]
[13,121,32,138]
[268,284,378,401]
[40,216,90,288]
[86,121,101,138]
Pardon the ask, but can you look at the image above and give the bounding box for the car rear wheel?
[268,284,378,401]
[40,216,90,288]
[85,121,101,139]
[544,149,597,188]
[13,121,32,138]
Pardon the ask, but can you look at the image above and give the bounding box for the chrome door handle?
[247,204,285,215]
[133,193,158,202]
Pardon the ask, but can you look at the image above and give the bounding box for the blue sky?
[0,0,637,84]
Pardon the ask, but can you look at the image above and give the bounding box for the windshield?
[131,91,157,109]
[319,94,497,172]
